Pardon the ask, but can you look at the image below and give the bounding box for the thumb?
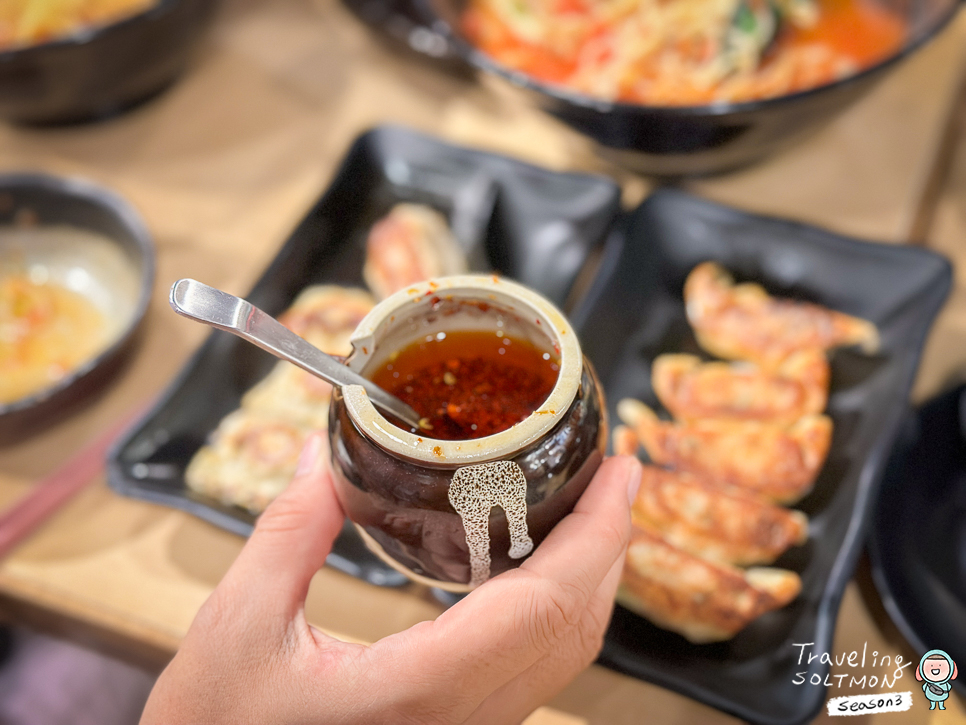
[220,432,346,619]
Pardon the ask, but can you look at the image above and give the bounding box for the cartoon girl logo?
[916,649,958,710]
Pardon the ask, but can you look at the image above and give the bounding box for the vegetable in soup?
[462,0,906,105]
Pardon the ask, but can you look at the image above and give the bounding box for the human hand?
[140,432,642,725]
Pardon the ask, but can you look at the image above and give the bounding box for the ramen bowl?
[417,0,962,175]
[327,275,607,591]
[0,0,219,125]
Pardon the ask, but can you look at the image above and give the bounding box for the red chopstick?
[0,410,143,559]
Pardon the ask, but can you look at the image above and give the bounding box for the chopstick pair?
[0,409,143,560]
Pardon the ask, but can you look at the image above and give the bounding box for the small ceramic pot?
[328,275,606,591]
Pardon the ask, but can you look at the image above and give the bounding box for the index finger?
[365,455,641,714]
[218,434,346,624]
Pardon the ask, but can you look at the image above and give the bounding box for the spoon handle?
[169,279,423,430]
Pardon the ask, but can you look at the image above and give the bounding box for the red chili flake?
[370,330,558,441]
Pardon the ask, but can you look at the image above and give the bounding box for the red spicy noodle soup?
[462,0,906,105]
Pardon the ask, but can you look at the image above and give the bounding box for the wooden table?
[2,1,966,722]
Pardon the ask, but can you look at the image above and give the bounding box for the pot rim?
[341,274,582,465]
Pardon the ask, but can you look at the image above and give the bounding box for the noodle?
[463,0,906,104]
[0,0,155,50]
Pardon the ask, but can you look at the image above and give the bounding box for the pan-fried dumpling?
[612,424,640,457]
[363,204,467,300]
[631,465,808,566]
[652,350,828,424]
[278,285,375,356]
[617,399,831,504]
[617,526,802,643]
[242,362,333,431]
[185,409,309,514]
[684,261,879,368]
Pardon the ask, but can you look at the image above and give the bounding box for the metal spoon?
[169,279,423,430]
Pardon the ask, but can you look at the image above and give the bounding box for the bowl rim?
[0,0,181,60]
[0,172,156,418]
[422,0,964,117]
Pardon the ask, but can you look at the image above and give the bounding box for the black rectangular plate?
[107,125,620,588]
[571,188,951,725]
[869,384,966,697]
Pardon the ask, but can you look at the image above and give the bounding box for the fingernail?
[296,434,323,477]
[625,457,642,506]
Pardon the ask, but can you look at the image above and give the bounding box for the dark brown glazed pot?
[328,275,607,591]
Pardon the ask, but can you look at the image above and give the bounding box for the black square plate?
[106,125,620,587]
[869,384,966,697]
[570,188,951,725]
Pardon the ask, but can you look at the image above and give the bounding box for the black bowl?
[868,384,966,697]
[0,0,219,125]
[417,0,963,175]
[0,174,155,441]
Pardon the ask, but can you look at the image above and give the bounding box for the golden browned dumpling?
[631,465,808,566]
[617,399,832,504]
[188,284,372,514]
[185,409,310,513]
[362,204,467,301]
[278,286,376,356]
[612,424,640,457]
[242,362,333,431]
[617,526,802,643]
[652,350,829,424]
[684,262,879,368]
